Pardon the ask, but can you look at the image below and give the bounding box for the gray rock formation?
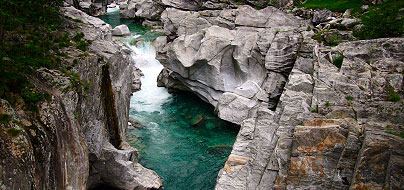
[120,0,165,20]
[155,4,404,190]
[157,5,305,124]
[0,6,161,190]
[112,24,131,36]
[215,37,404,190]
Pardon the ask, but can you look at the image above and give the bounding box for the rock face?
[155,4,404,190]
[157,5,304,124]
[66,0,111,16]
[0,6,161,190]
[120,0,165,20]
[214,37,404,190]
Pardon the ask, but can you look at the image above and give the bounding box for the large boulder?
[112,24,131,36]
[120,0,165,20]
[158,5,303,123]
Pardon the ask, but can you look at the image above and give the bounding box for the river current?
[99,8,238,190]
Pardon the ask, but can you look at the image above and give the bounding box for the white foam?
[128,39,172,113]
[107,7,120,13]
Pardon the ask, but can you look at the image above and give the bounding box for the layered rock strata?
[155,4,404,190]
[0,6,161,190]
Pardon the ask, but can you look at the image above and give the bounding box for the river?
[99,8,238,190]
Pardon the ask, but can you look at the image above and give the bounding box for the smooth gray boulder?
[112,24,131,36]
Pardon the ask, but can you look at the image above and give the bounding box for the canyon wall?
[0,6,161,190]
[152,3,404,190]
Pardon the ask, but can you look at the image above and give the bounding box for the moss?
[383,43,392,48]
[0,114,11,124]
[385,130,404,138]
[72,18,84,23]
[387,93,401,102]
[333,55,344,68]
[6,128,22,137]
[346,95,353,101]
[385,87,401,102]
[311,108,318,113]
[76,40,90,51]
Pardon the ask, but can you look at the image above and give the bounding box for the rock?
[112,24,131,36]
[154,4,404,190]
[128,118,145,128]
[107,3,117,8]
[340,18,360,29]
[235,5,301,28]
[0,6,162,190]
[215,35,404,189]
[120,0,165,20]
[217,93,258,125]
[312,9,333,24]
[190,115,204,125]
[343,8,352,18]
[162,0,200,10]
[361,4,369,12]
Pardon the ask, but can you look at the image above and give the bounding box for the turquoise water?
[99,8,238,190]
[99,8,162,41]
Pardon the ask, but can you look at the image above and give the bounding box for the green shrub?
[76,40,90,51]
[297,0,364,12]
[346,95,353,100]
[385,87,401,102]
[73,32,85,42]
[6,128,22,137]
[387,93,401,102]
[332,55,344,68]
[0,0,64,106]
[385,130,404,138]
[0,114,11,124]
[354,0,404,39]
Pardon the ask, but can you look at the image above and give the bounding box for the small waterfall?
[106,7,120,13]
[127,38,172,113]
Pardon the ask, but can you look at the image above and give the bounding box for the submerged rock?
[207,145,233,155]
[190,115,204,126]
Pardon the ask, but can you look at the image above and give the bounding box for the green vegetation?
[385,87,401,102]
[346,95,353,101]
[325,101,330,107]
[76,40,91,51]
[296,0,364,12]
[0,0,64,109]
[6,128,22,137]
[354,0,404,39]
[332,55,344,68]
[359,85,365,91]
[311,108,318,113]
[385,130,404,138]
[0,0,92,112]
[0,114,11,124]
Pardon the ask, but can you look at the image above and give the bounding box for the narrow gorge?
[0,0,403,190]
